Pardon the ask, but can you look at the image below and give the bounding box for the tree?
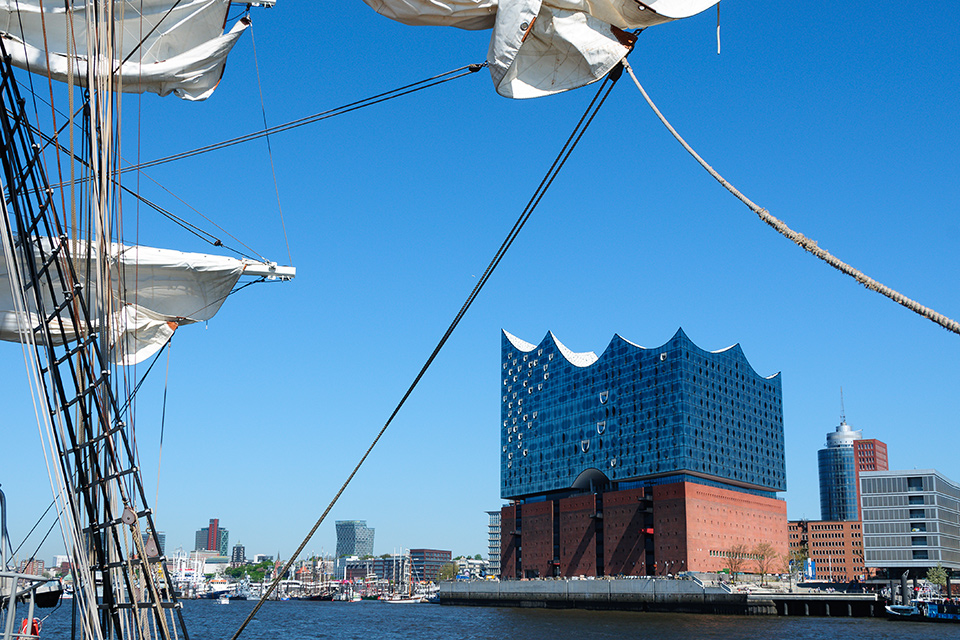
[438,562,458,582]
[928,563,948,591]
[724,544,748,582]
[752,542,777,586]
[474,554,482,560]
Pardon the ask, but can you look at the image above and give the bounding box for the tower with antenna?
[818,389,888,521]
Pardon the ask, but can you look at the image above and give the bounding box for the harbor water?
[27,598,960,640]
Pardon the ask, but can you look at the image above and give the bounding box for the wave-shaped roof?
[503,328,779,380]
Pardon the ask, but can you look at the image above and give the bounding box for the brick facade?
[501,481,786,578]
[654,482,787,574]
[789,519,868,583]
[559,494,597,577]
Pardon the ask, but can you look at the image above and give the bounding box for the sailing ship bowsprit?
[0,2,290,640]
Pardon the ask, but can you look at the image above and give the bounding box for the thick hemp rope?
[621,59,960,336]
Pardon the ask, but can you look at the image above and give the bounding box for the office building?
[372,554,410,583]
[788,519,866,582]
[194,519,229,556]
[861,469,960,575]
[410,548,452,583]
[335,520,375,558]
[854,439,888,518]
[499,329,787,578]
[231,543,245,565]
[486,510,501,576]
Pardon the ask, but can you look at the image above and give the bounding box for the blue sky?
[2,2,959,565]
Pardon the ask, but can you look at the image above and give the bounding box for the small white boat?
[885,603,920,619]
[382,595,426,604]
[217,595,230,605]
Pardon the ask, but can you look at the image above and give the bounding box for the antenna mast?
[840,387,846,424]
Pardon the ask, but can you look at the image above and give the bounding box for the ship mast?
[0,20,186,640]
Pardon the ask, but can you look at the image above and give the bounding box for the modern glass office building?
[499,329,787,578]
[335,520,375,558]
[501,328,785,499]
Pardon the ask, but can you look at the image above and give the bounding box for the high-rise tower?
[817,397,888,521]
[335,520,375,557]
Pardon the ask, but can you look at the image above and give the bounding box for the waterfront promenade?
[439,576,882,617]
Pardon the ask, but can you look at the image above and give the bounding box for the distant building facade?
[372,554,410,583]
[788,519,867,583]
[455,557,489,580]
[486,510,501,576]
[231,543,245,565]
[194,518,229,556]
[335,520,375,557]
[18,559,44,575]
[499,329,787,579]
[410,549,452,583]
[861,469,960,574]
[854,439,888,518]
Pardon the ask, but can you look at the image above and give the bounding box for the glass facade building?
[335,520,375,558]
[500,329,785,500]
[817,421,862,521]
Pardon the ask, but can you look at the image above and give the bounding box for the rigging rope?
[24,121,262,258]
[229,62,623,640]
[620,59,960,336]
[155,341,172,516]
[123,63,486,174]
[9,499,56,559]
[249,25,292,266]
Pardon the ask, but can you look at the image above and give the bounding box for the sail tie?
[621,58,960,336]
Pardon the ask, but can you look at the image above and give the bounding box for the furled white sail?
[0,240,251,364]
[0,0,249,100]
[362,0,719,98]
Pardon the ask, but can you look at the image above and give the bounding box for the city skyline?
[2,2,958,563]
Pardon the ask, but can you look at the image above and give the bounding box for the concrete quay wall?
[440,580,883,617]
[440,579,770,615]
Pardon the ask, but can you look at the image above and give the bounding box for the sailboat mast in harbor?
[0,2,288,639]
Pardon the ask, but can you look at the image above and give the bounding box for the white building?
[486,510,501,576]
[455,557,490,580]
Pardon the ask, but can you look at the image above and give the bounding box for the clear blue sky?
[2,2,959,565]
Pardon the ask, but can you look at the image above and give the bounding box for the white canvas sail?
[362,0,719,98]
[0,0,250,100]
[0,240,259,364]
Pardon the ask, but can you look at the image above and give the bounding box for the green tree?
[225,566,246,579]
[928,563,948,590]
[474,554,482,560]
[438,562,458,581]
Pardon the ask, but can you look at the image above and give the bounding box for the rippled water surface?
[31,598,959,640]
